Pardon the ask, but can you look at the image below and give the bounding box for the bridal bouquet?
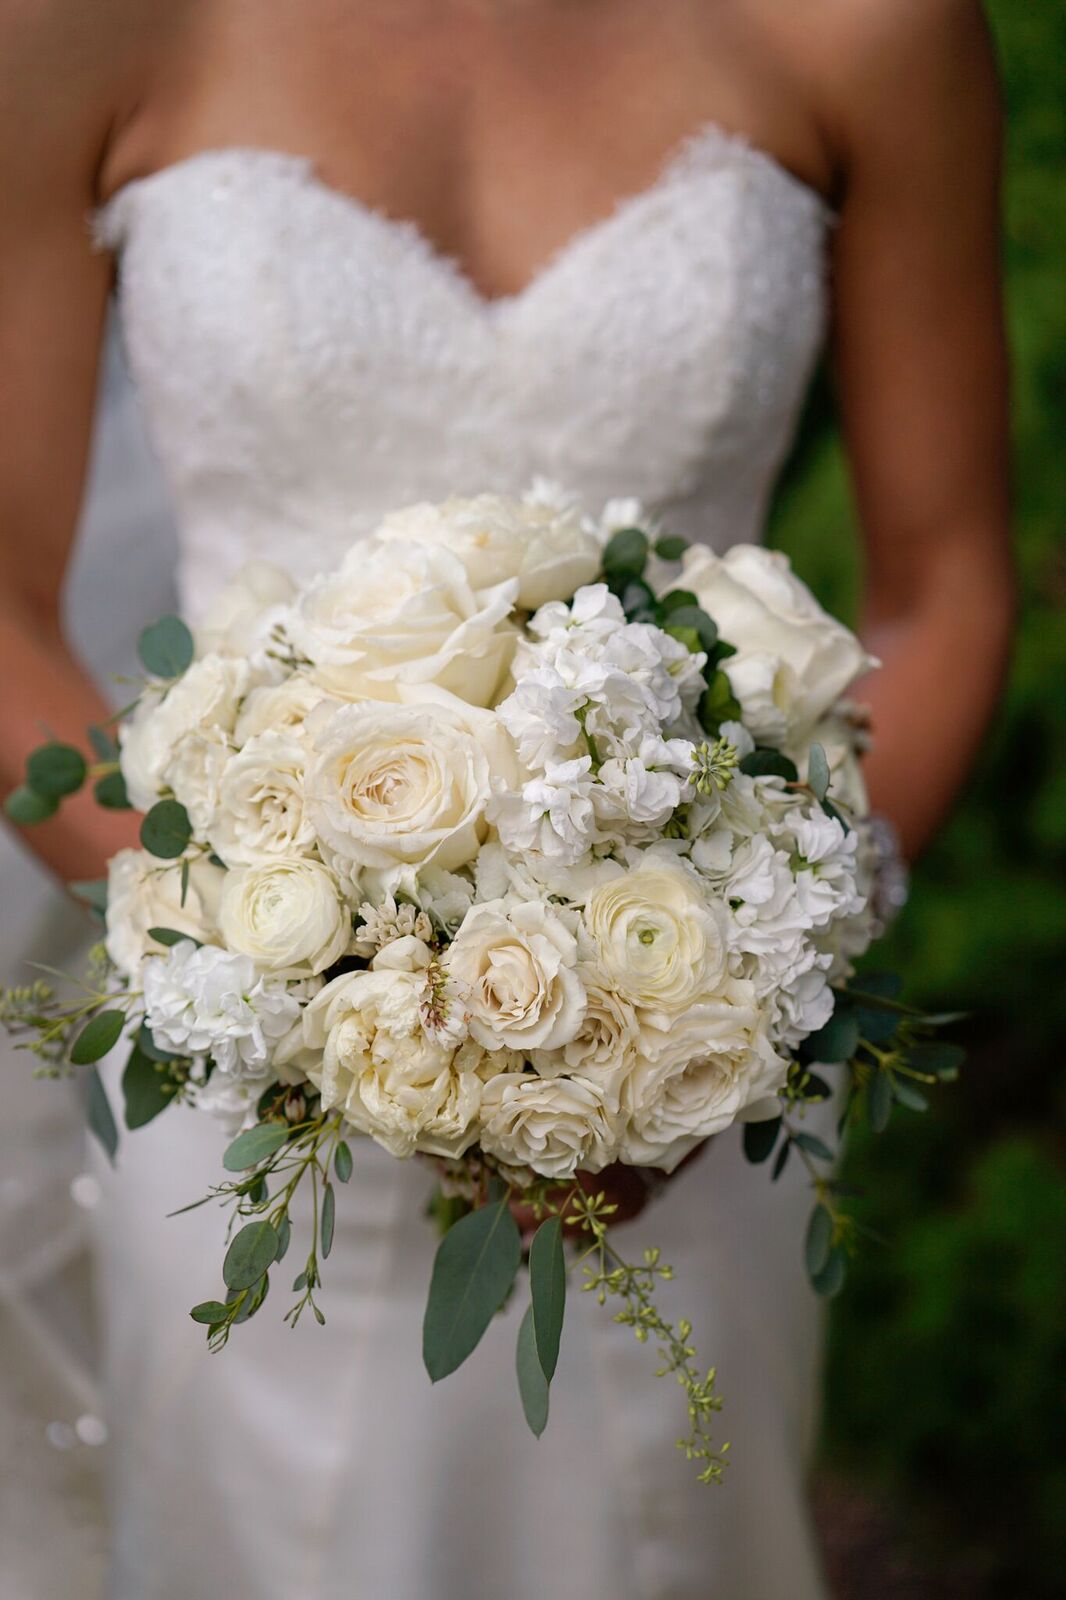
[3,490,963,1482]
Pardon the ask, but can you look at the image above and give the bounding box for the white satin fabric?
[53,124,835,1598]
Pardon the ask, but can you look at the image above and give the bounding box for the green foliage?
[422,1193,522,1382]
[140,800,192,858]
[528,1215,566,1384]
[86,1066,118,1163]
[223,1123,290,1172]
[4,785,58,824]
[516,1305,551,1437]
[26,742,87,799]
[137,614,194,679]
[121,1043,181,1129]
[70,1008,125,1065]
[223,1220,280,1292]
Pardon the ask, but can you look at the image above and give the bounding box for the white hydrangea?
[142,942,303,1078]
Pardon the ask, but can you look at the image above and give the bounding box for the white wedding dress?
[88,127,834,1599]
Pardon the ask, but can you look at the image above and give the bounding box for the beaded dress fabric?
[89,126,835,1600]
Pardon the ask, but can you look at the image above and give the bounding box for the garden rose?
[219,859,350,976]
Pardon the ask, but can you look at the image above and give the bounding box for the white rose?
[284,538,517,707]
[234,674,333,746]
[680,544,876,746]
[119,654,250,813]
[165,725,233,838]
[375,492,602,610]
[104,848,225,980]
[142,941,301,1076]
[529,965,640,1086]
[209,731,316,866]
[620,982,786,1170]
[479,1071,616,1180]
[446,899,586,1052]
[300,968,483,1159]
[219,859,350,976]
[306,689,517,873]
[584,856,729,1013]
[195,560,296,658]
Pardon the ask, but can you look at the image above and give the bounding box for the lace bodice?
[95,128,830,617]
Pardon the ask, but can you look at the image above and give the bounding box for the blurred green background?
[769,6,1066,1595]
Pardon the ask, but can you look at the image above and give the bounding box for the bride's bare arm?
[818,0,1014,859]
[0,7,143,881]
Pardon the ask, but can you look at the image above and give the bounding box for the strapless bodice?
[94,129,830,617]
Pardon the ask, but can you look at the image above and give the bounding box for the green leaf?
[804,1010,860,1064]
[140,799,192,859]
[740,749,800,783]
[661,603,717,652]
[867,1070,894,1134]
[771,1139,791,1181]
[222,1122,290,1172]
[136,1022,180,1063]
[94,770,130,809]
[222,1220,279,1291]
[4,784,59,824]
[86,1066,118,1163]
[742,1116,782,1164]
[698,672,742,732]
[665,624,702,654]
[602,526,649,579]
[653,534,688,561]
[26,742,87,799]
[229,1272,270,1323]
[905,1041,966,1076]
[190,1300,230,1326]
[656,588,700,617]
[821,797,851,834]
[321,1182,336,1259]
[810,1244,848,1298]
[620,577,656,616]
[807,742,830,802]
[528,1216,566,1383]
[892,1078,930,1113]
[422,1195,522,1382]
[138,614,194,679]
[334,1140,353,1183]
[805,1204,834,1278]
[71,878,108,916]
[794,1131,835,1162]
[70,1008,126,1066]
[516,1304,550,1437]
[147,925,200,948]
[88,724,120,763]
[122,1043,177,1129]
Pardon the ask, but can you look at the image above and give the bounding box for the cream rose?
[529,964,639,1086]
[620,981,786,1170]
[446,899,586,1052]
[119,654,250,815]
[104,849,225,980]
[306,690,517,873]
[300,968,483,1159]
[219,859,350,976]
[195,560,296,658]
[209,731,316,865]
[583,856,729,1014]
[679,544,876,747]
[374,493,602,611]
[283,537,517,707]
[478,1071,616,1179]
[234,674,332,747]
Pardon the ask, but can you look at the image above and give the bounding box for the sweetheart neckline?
[95,120,833,313]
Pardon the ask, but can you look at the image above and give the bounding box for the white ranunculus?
[446,899,586,1052]
[299,968,483,1159]
[306,690,517,873]
[234,674,333,747]
[478,1071,617,1180]
[620,981,786,1170]
[680,544,876,746]
[119,654,250,814]
[374,491,603,611]
[142,941,301,1076]
[283,537,517,707]
[583,856,729,1013]
[209,730,316,866]
[219,859,350,977]
[104,849,225,980]
[195,560,296,658]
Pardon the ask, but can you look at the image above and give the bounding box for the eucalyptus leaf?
[275,1216,291,1262]
[662,603,717,652]
[334,1141,353,1183]
[740,748,800,783]
[4,785,59,825]
[147,925,200,949]
[222,1220,279,1292]
[698,671,742,732]
[190,1300,230,1326]
[86,1066,119,1163]
[229,1271,271,1324]
[321,1182,336,1259]
[742,1116,781,1164]
[804,1010,861,1064]
[807,742,830,802]
[138,614,195,679]
[905,1041,966,1075]
[892,1079,930,1113]
[665,624,703,654]
[656,588,700,617]
[602,526,649,578]
[88,724,120,763]
[137,1022,181,1063]
[805,1205,833,1279]
[71,1008,126,1066]
[422,1195,522,1382]
[810,1245,848,1298]
[140,799,192,859]
[771,1140,791,1181]
[516,1304,550,1437]
[529,1216,566,1383]
[27,742,87,799]
[94,770,130,810]
[222,1122,290,1172]
[122,1043,177,1129]
[867,1071,894,1134]
[794,1132,835,1162]
[653,534,688,561]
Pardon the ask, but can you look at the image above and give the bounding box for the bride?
[0,2,1012,1596]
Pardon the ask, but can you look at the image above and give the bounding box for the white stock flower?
[306,691,516,873]
[299,968,483,1159]
[584,857,729,1014]
[489,757,599,865]
[104,849,225,980]
[208,730,316,865]
[119,654,250,815]
[142,941,301,1076]
[446,899,586,1052]
[680,544,876,746]
[284,538,517,706]
[195,560,296,658]
[219,859,350,977]
[374,492,602,610]
[478,1072,616,1179]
